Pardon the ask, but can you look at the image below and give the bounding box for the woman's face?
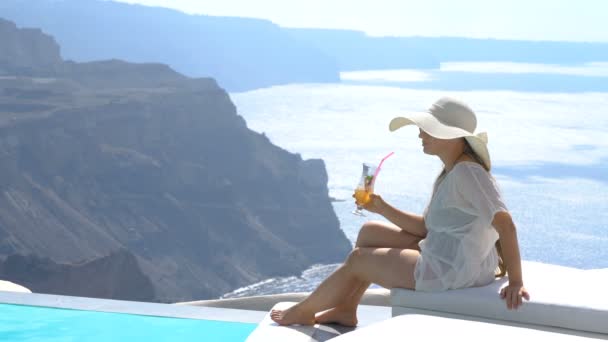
[418,128,459,155]
[418,128,439,155]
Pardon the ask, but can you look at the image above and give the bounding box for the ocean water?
[222,62,608,298]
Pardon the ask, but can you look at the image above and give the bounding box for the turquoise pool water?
[0,303,257,341]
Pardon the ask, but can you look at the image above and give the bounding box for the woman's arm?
[492,211,530,310]
[360,194,427,237]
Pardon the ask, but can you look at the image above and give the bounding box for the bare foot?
[314,307,358,327]
[270,304,315,326]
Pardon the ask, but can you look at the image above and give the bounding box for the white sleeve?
[456,164,508,226]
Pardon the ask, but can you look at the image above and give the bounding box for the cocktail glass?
[352,163,377,216]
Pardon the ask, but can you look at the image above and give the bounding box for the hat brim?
[389,112,472,140]
[389,113,492,170]
[464,135,492,170]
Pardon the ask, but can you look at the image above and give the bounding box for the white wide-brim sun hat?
[389,97,492,170]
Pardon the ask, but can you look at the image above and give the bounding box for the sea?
[221,62,608,298]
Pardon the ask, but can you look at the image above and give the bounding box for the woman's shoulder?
[451,161,508,213]
[451,161,497,188]
[452,161,488,176]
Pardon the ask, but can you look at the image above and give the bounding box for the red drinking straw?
[371,152,395,187]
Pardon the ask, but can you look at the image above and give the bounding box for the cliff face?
[0,18,62,74]
[0,0,340,91]
[0,250,155,301]
[0,19,352,302]
[286,28,608,70]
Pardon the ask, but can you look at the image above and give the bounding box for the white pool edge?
[0,291,266,324]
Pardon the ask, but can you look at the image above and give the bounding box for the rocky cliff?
[0,18,62,75]
[0,250,155,301]
[0,18,352,302]
[0,0,340,91]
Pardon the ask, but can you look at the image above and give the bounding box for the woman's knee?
[355,221,383,247]
[345,247,362,266]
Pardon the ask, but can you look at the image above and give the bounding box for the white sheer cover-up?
[414,162,508,292]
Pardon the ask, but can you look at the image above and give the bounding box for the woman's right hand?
[353,193,386,215]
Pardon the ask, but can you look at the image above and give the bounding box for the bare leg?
[271,246,420,326]
[315,221,422,326]
[270,262,357,326]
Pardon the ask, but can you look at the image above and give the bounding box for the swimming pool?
[0,292,262,342]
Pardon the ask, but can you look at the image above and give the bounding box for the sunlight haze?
[111,0,608,42]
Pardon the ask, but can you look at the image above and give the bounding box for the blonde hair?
[432,138,506,278]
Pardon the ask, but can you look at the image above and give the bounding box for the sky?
[111,0,608,42]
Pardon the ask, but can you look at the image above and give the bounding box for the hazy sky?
[111,0,607,42]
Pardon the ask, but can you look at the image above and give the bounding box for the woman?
[271,97,530,326]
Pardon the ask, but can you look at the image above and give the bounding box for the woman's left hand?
[500,283,530,310]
